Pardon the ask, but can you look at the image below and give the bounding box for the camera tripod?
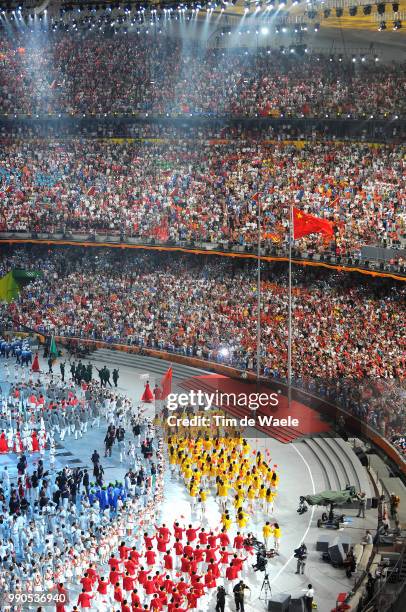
[259,573,272,603]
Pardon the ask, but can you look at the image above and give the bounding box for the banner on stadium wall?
[12,269,42,282]
[155,161,174,170]
[105,138,169,144]
[261,140,390,150]
[208,139,230,145]
[262,140,306,149]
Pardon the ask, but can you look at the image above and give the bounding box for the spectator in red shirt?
[150,593,163,611]
[177,577,189,595]
[225,563,238,581]
[144,575,157,606]
[97,577,108,597]
[109,553,121,568]
[77,589,94,609]
[138,567,151,586]
[186,588,199,609]
[173,539,184,568]
[190,572,202,588]
[114,583,124,604]
[157,535,169,557]
[123,572,135,592]
[186,524,200,542]
[232,554,247,577]
[198,528,208,546]
[188,557,198,575]
[163,550,174,573]
[208,560,221,579]
[208,532,218,548]
[125,557,137,576]
[56,583,69,612]
[233,533,244,550]
[79,574,92,593]
[219,530,230,547]
[183,542,194,558]
[193,580,205,598]
[85,564,98,586]
[205,544,219,563]
[220,548,233,571]
[155,523,171,540]
[121,600,131,612]
[119,542,131,560]
[157,587,168,607]
[131,589,141,608]
[145,547,157,566]
[180,556,191,575]
[193,545,204,570]
[173,522,185,540]
[152,571,165,590]
[129,548,141,563]
[204,569,217,589]
[144,533,155,548]
[109,568,122,585]
[163,575,175,593]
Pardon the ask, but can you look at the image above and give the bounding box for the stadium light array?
[0,1,325,35]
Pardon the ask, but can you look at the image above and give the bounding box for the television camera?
[245,535,277,572]
[298,486,357,529]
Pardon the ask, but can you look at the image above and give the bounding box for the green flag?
[50,336,58,362]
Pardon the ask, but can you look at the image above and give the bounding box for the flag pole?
[288,203,293,409]
[256,194,261,383]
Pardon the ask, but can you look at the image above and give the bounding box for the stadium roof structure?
[1,0,405,33]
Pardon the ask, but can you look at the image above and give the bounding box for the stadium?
[0,1,405,611]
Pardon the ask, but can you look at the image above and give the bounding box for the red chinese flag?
[161,367,173,400]
[252,192,260,202]
[293,207,334,240]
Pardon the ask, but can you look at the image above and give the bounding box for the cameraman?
[297,497,308,515]
[252,550,267,572]
[233,580,250,612]
[294,543,307,575]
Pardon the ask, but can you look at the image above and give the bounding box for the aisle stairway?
[86,347,211,382]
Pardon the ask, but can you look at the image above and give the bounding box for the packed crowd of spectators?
[1,247,403,381]
[0,247,404,448]
[0,136,404,256]
[0,31,405,117]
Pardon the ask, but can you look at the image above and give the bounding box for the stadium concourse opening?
[0,3,405,612]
